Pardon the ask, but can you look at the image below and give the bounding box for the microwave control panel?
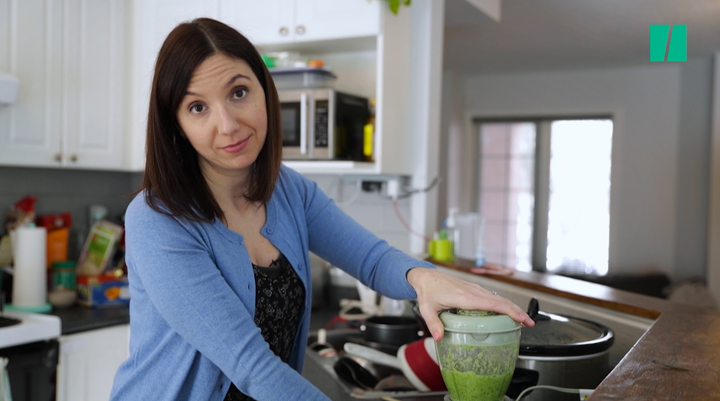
[314,100,329,148]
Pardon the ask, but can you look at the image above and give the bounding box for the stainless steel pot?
[516,299,615,401]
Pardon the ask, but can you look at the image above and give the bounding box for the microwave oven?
[279,89,369,161]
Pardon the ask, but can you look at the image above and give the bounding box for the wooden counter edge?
[428,258,720,400]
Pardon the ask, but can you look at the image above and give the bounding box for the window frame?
[472,115,613,273]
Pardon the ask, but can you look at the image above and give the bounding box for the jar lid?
[439,309,521,334]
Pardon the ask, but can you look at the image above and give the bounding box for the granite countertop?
[49,304,130,335]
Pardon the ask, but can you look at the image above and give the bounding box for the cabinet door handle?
[54,153,61,162]
[279,26,289,36]
[295,25,305,35]
[70,154,78,162]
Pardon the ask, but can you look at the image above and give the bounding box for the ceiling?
[443,0,720,75]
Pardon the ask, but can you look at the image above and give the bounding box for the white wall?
[675,59,713,281]
[451,62,714,280]
[307,175,413,253]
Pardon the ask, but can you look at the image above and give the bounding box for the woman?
[110,18,533,401]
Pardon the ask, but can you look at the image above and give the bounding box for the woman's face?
[177,53,267,178]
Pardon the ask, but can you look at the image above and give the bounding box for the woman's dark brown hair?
[142,18,282,222]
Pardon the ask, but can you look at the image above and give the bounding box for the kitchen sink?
[306,329,446,400]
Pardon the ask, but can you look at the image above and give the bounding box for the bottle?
[445,208,458,261]
[475,216,487,267]
[363,98,376,162]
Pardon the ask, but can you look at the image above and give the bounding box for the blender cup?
[436,309,521,401]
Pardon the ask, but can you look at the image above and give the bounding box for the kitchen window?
[475,118,613,275]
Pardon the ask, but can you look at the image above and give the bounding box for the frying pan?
[332,351,400,390]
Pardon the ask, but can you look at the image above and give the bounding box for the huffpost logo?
[650,25,687,62]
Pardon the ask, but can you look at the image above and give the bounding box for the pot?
[516,298,615,401]
[359,315,424,347]
[344,338,446,392]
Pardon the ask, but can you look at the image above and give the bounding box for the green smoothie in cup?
[440,369,513,401]
[436,310,521,401]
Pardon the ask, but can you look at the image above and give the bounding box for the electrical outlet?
[361,181,382,192]
[386,179,400,200]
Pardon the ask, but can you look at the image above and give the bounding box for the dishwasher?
[0,338,59,401]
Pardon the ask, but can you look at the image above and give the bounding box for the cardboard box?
[77,220,124,276]
[77,275,130,307]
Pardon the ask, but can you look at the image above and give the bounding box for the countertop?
[49,304,129,335]
[431,258,720,400]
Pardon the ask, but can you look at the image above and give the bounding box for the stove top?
[0,311,61,348]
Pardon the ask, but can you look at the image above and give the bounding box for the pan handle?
[343,343,402,370]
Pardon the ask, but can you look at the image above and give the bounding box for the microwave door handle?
[300,92,308,155]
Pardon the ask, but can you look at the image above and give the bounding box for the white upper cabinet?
[62,0,126,169]
[0,0,126,170]
[1,0,427,176]
[219,0,380,46]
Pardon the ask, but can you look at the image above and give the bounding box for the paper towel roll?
[10,226,47,308]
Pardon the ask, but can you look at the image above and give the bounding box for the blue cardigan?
[109,166,435,401]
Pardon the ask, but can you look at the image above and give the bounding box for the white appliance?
[0,73,19,106]
[0,311,61,348]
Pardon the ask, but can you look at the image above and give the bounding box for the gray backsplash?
[0,166,142,260]
[0,167,412,261]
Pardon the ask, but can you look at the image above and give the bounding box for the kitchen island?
[431,259,720,400]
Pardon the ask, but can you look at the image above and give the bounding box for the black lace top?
[224,253,305,401]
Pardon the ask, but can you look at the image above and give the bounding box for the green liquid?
[441,369,513,401]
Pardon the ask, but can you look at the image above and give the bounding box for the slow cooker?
[515,298,615,401]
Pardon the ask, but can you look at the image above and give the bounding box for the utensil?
[333,355,379,390]
[344,337,446,392]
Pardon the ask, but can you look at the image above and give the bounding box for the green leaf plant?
[379,0,412,15]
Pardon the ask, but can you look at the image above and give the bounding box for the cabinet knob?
[295,25,306,35]
[70,154,78,162]
[279,26,289,36]
[54,153,61,162]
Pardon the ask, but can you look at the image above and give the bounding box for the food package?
[76,274,129,307]
[77,220,124,276]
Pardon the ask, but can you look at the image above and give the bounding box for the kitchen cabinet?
[55,324,130,401]
[0,0,127,170]
[219,0,380,46]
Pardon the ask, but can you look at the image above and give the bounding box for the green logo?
[650,25,687,62]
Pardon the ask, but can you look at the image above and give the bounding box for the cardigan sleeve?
[281,168,436,299]
[124,195,330,401]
